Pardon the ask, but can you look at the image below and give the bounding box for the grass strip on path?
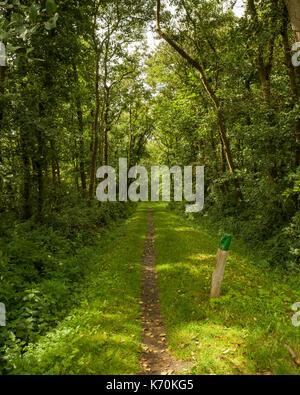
[8,204,149,375]
[152,203,300,375]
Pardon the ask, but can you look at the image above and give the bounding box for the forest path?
[139,206,190,375]
[147,203,300,375]
[6,204,300,375]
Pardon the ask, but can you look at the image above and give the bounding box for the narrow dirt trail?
[139,206,189,375]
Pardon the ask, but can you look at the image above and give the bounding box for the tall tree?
[156,0,242,200]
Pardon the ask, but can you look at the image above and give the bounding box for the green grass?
[152,203,300,375]
[7,204,149,375]
[7,202,300,375]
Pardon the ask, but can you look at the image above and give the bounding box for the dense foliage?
[147,0,300,270]
[0,0,299,374]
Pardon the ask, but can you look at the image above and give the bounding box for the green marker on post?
[219,233,232,252]
[210,233,232,298]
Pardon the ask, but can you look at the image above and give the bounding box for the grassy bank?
[3,204,148,375]
[153,203,300,375]
[4,202,300,375]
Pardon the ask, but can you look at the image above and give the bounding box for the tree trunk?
[285,0,300,42]
[219,137,229,193]
[88,50,100,203]
[128,107,133,169]
[104,90,110,166]
[33,103,46,223]
[50,140,58,201]
[98,101,106,167]
[20,132,32,219]
[0,66,5,122]
[36,129,44,223]
[72,63,87,191]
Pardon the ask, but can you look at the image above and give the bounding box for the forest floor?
[9,203,300,375]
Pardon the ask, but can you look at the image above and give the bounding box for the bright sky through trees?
[146,0,245,49]
[233,0,245,17]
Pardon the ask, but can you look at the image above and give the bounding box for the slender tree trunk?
[219,138,229,193]
[210,128,220,178]
[72,63,87,190]
[33,103,46,223]
[285,0,300,42]
[88,50,100,203]
[0,66,5,123]
[102,78,110,167]
[99,102,106,167]
[50,140,58,201]
[128,107,133,169]
[36,130,44,223]
[56,160,61,184]
[104,126,109,166]
[104,92,110,166]
[20,132,32,219]
[51,163,56,187]
[74,159,79,191]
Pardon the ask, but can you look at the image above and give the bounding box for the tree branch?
[155,0,219,108]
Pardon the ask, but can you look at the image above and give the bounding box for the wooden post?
[210,233,232,298]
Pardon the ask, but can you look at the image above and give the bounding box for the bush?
[0,200,136,374]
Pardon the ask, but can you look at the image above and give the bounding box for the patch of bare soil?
[138,206,190,375]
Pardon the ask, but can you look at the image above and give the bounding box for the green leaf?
[46,0,57,15]
[7,44,22,52]
[29,4,39,22]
